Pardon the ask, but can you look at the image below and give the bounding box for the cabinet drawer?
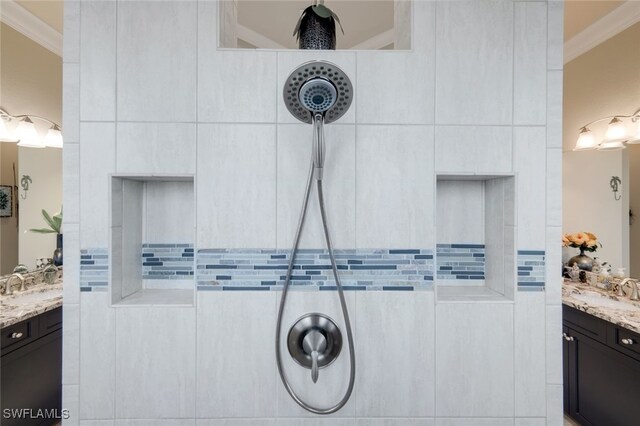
[563,305,607,344]
[39,307,62,335]
[1,317,38,353]
[609,326,640,362]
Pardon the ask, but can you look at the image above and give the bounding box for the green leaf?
[312,4,332,18]
[330,11,344,34]
[28,228,57,234]
[41,209,57,231]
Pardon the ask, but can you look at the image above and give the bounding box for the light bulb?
[604,117,628,143]
[44,124,63,148]
[574,127,597,151]
[0,116,17,142]
[16,117,45,148]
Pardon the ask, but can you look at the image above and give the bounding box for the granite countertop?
[563,279,640,334]
[0,282,63,329]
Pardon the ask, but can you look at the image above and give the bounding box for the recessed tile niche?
[110,175,195,306]
[436,175,516,302]
[219,0,411,50]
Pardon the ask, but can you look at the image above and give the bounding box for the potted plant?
[293,1,344,50]
[563,231,601,271]
[29,208,63,266]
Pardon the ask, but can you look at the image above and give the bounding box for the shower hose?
[275,114,356,415]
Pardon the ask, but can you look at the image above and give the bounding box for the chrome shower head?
[283,60,353,124]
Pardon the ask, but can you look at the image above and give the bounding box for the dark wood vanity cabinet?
[563,305,640,425]
[1,307,62,426]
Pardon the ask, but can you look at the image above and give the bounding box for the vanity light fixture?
[0,108,63,148]
[573,108,640,151]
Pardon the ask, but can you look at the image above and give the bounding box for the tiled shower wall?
[63,0,563,424]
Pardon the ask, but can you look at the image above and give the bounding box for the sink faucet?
[617,278,640,301]
[4,273,25,296]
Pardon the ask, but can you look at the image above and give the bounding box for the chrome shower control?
[288,313,342,384]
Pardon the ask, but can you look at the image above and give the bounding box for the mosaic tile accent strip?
[196,249,434,291]
[436,243,485,280]
[517,250,545,291]
[80,249,108,292]
[142,243,194,279]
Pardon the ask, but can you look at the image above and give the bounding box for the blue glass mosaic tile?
[436,243,486,281]
[80,249,109,291]
[142,244,194,279]
[517,250,545,291]
[196,248,434,291]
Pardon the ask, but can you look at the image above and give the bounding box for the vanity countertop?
[0,282,63,329]
[562,280,640,334]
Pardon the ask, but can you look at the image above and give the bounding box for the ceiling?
[3,0,635,51]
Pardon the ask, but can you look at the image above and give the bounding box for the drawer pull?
[621,338,635,345]
[563,332,575,342]
[10,332,23,339]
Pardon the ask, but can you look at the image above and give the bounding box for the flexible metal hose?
[275,119,356,415]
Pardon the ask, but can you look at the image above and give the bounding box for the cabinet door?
[1,329,62,426]
[566,326,640,426]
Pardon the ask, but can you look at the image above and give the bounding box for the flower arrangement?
[562,232,601,252]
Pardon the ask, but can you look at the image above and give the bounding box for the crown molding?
[0,0,62,57]
[564,1,640,64]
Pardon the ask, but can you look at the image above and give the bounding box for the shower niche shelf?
[435,174,516,303]
[110,175,195,307]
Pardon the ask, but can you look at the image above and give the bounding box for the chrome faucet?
[4,273,25,296]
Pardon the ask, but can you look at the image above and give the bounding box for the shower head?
[283,60,353,124]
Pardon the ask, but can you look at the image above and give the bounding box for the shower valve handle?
[302,329,327,384]
[311,350,320,383]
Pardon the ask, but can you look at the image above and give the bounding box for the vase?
[53,233,63,267]
[568,247,594,271]
[298,8,336,50]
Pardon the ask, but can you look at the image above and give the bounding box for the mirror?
[219,0,410,50]
[562,22,640,278]
[0,22,62,276]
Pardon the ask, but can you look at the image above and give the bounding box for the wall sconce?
[0,108,63,149]
[573,108,640,151]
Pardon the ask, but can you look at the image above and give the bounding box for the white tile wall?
[62,304,80,385]
[80,292,115,419]
[80,123,115,248]
[436,180,484,244]
[435,126,512,174]
[69,0,562,421]
[515,292,546,417]
[115,307,196,418]
[64,143,80,224]
[277,124,356,249]
[356,125,434,248]
[435,0,514,125]
[355,291,435,417]
[276,291,356,417]
[196,421,275,426]
[115,421,194,426]
[515,418,545,426]
[199,50,277,123]
[80,0,116,121]
[116,1,197,122]
[546,226,563,305]
[197,124,276,248]
[62,384,80,426]
[63,63,80,143]
[514,2,547,125]
[545,305,563,385]
[514,127,546,246]
[116,123,196,174]
[144,181,195,243]
[436,303,514,417]
[63,224,80,304]
[63,1,80,63]
[196,292,276,418]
